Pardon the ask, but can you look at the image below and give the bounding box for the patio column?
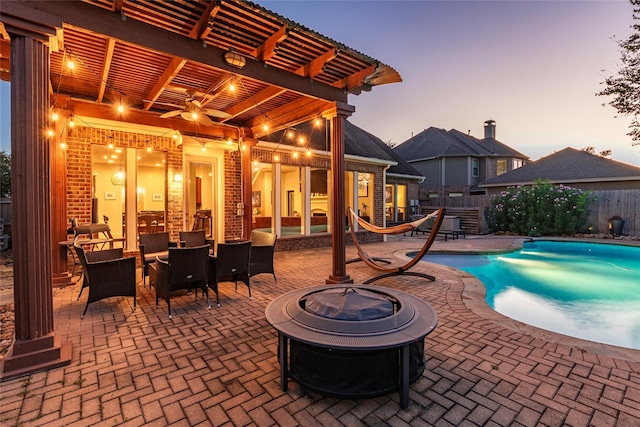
[325,102,355,284]
[51,111,70,286]
[0,10,72,380]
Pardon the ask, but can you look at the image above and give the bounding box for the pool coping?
[396,237,640,362]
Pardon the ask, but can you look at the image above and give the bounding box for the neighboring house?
[343,121,425,223]
[479,147,640,195]
[393,120,529,199]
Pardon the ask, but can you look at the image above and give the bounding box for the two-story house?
[393,120,529,200]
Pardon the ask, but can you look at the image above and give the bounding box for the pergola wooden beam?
[143,57,187,110]
[295,48,337,79]
[188,0,221,40]
[96,37,115,103]
[250,97,332,138]
[222,85,286,121]
[252,24,288,62]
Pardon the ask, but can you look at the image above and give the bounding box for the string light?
[68,115,75,128]
[274,154,279,162]
[293,151,298,158]
[60,142,67,149]
[67,60,75,69]
[117,104,124,113]
[51,111,59,121]
[47,129,54,137]
[263,123,268,132]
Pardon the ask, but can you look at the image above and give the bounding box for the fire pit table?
[265,285,438,408]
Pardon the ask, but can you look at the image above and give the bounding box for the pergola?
[0,0,401,378]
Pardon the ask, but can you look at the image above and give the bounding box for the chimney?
[484,120,496,139]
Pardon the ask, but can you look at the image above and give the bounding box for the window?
[513,159,523,169]
[497,159,507,176]
[251,162,273,233]
[310,168,328,234]
[357,173,373,222]
[92,145,166,248]
[428,192,439,198]
[472,158,479,177]
[448,192,463,197]
[281,165,303,236]
[384,183,407,222]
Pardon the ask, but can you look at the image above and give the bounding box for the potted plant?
[608,215,624,236]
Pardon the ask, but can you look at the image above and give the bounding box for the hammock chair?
[347,207,445,284]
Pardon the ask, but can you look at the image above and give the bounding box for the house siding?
[444,157,468,185]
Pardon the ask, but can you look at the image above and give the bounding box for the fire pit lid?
[302,287,393,321]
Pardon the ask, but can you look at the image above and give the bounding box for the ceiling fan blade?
[201,108,232,119]
[196,113,216,126]
[160,110,183,118]
[181,111,199,121]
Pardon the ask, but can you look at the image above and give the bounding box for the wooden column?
[241,135,257,241]
[326,102,355,284]
[51,112,71,286]
[0,15,72,380]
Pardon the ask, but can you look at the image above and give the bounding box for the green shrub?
[487,179,594,236]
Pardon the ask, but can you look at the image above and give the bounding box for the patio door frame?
[184,151,224,244]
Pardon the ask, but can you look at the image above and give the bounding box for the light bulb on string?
[306,149,311,157]
[293,151,299,159]
[274,153,280,162]
[47,129,54,138]
[51,111,59,121]
[67,60,75,70]
[117,104,124,113]
[68,116,75,128]
[60,142,67,150]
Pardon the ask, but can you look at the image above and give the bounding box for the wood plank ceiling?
[0,0,401,141]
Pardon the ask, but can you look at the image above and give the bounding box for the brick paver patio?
[1,235,639,426]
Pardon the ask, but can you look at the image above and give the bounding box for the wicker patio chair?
[155,244,211,319]
[179,230,214,249]
[74,245,124,301]
[250,230,277,282]
[208,240,251,307]
[74,244,137,318]
[139,232,178,287]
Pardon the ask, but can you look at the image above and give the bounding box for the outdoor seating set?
[73,229,277,319]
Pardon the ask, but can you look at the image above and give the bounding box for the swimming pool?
[415,240,640,350]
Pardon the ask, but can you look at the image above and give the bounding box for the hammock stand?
[347,207,445,284]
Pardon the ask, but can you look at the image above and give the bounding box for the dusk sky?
[1,1,638,166]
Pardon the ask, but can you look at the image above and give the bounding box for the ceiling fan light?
[224,51,246,69]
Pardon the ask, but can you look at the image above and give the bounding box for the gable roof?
[480,147,640,187]
[393,126,529,161]
[262,119,424,179]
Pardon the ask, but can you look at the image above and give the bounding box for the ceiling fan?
[158,90,232,126]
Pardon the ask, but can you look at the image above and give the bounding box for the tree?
[581,146,612,158]
[0,150,9,197]
[598,0,640,145]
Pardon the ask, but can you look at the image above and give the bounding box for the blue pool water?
[415,240,640,350]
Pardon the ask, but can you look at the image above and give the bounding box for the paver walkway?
[0,235,639,426]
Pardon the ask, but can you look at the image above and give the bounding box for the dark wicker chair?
[208,240,251,307]
[179,230,214,249]
[250,230,277,282]
[75,245,124,301]
[74,244,137,318]
[139,232,177,286]
[155,245,211,319]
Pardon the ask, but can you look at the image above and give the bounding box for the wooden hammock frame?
[347,207,445,284]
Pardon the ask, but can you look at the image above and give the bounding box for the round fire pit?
[265,285,438,408]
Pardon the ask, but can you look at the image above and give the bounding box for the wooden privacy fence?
[420,189,639,236]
